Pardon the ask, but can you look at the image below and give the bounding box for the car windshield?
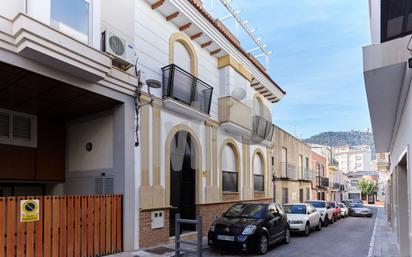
[329,202,336,207]
[224,204,266,219]
[307,201,325,208]
[349,203,362,208]
[338,203,345,208]
[284,205,306,214]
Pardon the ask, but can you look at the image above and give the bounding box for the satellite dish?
[146,79,162,89]
[231,88,247,100]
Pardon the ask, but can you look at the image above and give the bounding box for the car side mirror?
[307,211,311,215]
[327,206,331,209]
[266,213,275,220]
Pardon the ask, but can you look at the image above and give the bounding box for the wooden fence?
[0,195,123,257]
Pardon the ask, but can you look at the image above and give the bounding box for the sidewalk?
[369,206,400,257]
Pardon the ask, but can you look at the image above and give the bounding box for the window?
[306,188,310,201]
[51,0,92,43]
[0,109,37,148]
[254,153,264,192]
[350,180,358,187]
[281,147,287,177]
[299,154,303,179]
[299,189,304,202]
[222,144,238,192]
[282,188,288,204]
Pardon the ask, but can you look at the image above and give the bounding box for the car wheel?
[323,216,329,227]
[304,223,310,236]
[283,228,291,244]
[330,216,334,224]
[256,235,268,255]
[317,219,322,231]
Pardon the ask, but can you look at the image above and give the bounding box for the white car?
[306,200,334,226]
[338,202,349,218]
[283,203,322,236]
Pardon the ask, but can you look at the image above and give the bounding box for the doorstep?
[107,237,209,257]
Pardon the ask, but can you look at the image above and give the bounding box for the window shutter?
[0,112,9,139]
[13,115,31,141]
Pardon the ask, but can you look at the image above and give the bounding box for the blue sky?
[204,0,371,138]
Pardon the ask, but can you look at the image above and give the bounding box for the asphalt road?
[201,206,378,257]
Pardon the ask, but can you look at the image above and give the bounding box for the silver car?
[348,203,372,217]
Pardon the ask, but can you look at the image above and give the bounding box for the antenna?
[214,0,272,69]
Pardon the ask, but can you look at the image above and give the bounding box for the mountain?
[304,131,375,155]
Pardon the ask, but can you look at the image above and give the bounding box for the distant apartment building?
[363,0,412,255]
[310,144,345,201]
[272,126,312,204]
[333,145,372,173]
[311,150,328,200]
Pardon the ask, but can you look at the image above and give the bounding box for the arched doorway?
[169,130,196,236]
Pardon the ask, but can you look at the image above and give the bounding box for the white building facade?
[363,0,412,256]
[0,0,285,250]
[333,145,372,173]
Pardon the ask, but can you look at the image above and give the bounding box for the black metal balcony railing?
[162,64,213,115]
[252,115,274,141]
[316,176,329,188]
[332,183,340,190]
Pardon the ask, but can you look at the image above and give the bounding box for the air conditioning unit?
[102,30,135,70]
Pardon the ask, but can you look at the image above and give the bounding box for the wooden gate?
[0,195,123,257]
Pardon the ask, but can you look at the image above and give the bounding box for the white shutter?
[222,145,236,172]
[254,154,263,175]
[13,115,32,141]
[0,111,9,139]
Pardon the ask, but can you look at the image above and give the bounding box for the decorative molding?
[169,32,198,76]
[201,41,212,48]
[191,32,203,40]
[151,0,165,9]
[210,48,221,56]
[179,22,192,31]
[217,55,253,82]
[166,11,179,21]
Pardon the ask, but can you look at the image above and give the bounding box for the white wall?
[67,113,114,172]
[0,0,24,19]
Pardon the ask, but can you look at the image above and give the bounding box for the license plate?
[217,235,235,241]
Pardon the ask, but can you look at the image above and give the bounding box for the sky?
[203,0,372,139]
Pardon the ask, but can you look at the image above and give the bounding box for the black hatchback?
[208,203,290,254]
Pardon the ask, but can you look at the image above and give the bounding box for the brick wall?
[139,208,170,248]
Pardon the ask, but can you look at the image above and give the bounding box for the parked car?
[348,203,373,217]
[342,199,354,207]
[283,203,322,236]
[306,200,334,226]
[338,203,349,218]
[328,201,341,221]
[208,203,290,254]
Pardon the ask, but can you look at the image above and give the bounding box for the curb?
[367,207,380,257]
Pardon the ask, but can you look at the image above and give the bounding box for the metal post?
[175,213,181,257]
[197,216,203,257]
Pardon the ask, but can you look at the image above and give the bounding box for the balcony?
[162,64,213,120]
[252,115,274,146]
[301,169,313,181]
[280,162,297,180]
[218,96,252,136]
[316,176,329,188]
[331,182,340,190]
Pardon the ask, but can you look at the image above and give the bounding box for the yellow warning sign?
[20,199,39,222]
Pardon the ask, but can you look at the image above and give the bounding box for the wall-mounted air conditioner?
[102,30,135,70]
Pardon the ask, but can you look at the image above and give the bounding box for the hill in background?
[304,130,375,158]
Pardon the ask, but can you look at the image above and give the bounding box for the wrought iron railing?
[252,115,274,142]
[316,176,329,188]
[162,64,213,115]
[332,182,340,189]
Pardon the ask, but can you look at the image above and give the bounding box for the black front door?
[169,131,196,236]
